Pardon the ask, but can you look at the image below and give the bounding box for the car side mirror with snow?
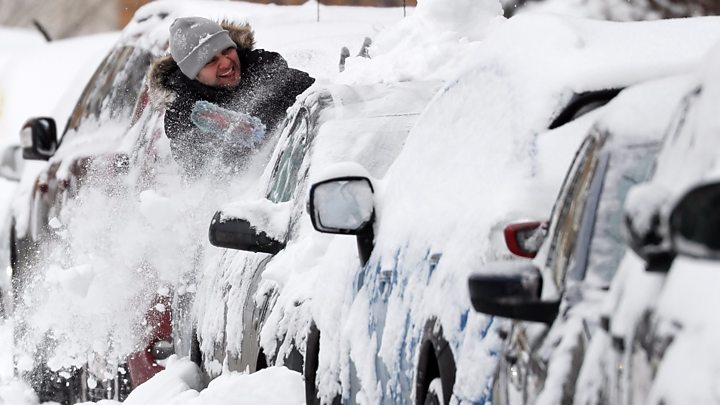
[0,145,23,181]
[623,183,675,272]
[208,211,286,255]
[309,176,375,266]
[20,117,58,161]
[468,261,559,324]
[669,181,720,260]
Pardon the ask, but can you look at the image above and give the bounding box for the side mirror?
[309,176,375,265]
[468,262,559,324]
[623,184,674,272]
[0,145,23,181]
[504,221,546,259]
[669,181,720,260]
[20,117,58,160]
[208,211,286,255]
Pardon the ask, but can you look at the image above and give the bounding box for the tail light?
[504,221,546,259]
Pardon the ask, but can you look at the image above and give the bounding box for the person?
[149,17,315,175]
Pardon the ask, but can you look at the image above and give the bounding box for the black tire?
[303,323,340,405]
[304,323,320,405]
[29,363,81,405]
[416,319,455,405]
[81,364,132,402]
[256,348,269,371]
[29,362,131,404]
[190,328,203,368]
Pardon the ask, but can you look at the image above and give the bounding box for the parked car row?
[468,37,720,405]
[203,12,720,405]
[2,2,720,405]
[575,43,720,405]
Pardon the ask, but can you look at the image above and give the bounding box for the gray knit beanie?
[169,17,236,79]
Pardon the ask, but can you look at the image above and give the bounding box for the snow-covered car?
[294,14,720,405]
[201,80,442,377]
[1,10,174,404]
[0,2,290,402]
[468,74,693,405]
[0,32,116,273]
[574,42,720,405]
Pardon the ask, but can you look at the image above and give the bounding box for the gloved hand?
[190,100,267,149]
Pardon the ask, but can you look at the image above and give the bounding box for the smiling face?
[196,47,242,88]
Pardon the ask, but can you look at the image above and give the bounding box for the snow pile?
[121,360,303,405]
[339,0,503,83]
[0,379,39,405]
[38,358,305,405]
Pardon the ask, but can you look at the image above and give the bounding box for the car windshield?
[583,143,658,287]
[62,45,153,140]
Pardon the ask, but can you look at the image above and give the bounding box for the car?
[1,9,176,403]
[0,31,117,293]
[468,73,693,405]
[291,14,720,405]
[201,79,443,377]
[574,41,720,405]
[0,2,281,402]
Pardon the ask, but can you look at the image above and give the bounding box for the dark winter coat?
[149,21,315,175]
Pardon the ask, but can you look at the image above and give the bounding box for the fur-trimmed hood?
[148,20,255,106]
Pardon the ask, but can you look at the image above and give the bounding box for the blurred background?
[0,0,718,41]
[0,0,417,40]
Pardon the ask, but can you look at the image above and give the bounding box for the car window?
[63,45,153,138]
[549,89,622,130]
[545,136,600,289]
[266,108,311,203]
[583,144,658,286]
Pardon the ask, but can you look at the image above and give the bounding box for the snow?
[3,0,720,404]
[218,199,292,241]
[572,37,720,405]
[0,32,118,147]
[121,360,303,405]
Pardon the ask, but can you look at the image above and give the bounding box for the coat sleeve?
[251,50,315,129]
[164,101,215,176]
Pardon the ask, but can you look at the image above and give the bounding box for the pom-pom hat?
[169,17,236,79]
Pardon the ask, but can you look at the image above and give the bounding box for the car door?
[496,135,658,405]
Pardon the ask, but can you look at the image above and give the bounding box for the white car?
[576,41,720,405]
[0,1,297,402]
[470,73,694,405]
[296,14,720,405]
[201,79,443,377]
[0,31,116,266]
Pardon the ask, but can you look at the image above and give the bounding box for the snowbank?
[88,359,304,405]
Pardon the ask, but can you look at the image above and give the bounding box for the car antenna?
[403,0,406,17]
[317,0,320,22]
[32,19,52,42]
